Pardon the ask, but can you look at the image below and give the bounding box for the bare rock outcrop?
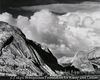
[0,21,63,76]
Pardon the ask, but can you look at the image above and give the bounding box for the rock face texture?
[59,47,100,72]
[0,21,63,76]
[87,47,100,59]
[72,47,100,72]
[87,47,100,68]
[72,50,95,72]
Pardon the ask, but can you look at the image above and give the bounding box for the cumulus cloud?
[57,11,100,58]
[16,15,30,29]
[0,12,16,26]
[67,14,80,27]
[91,19,100,29]
[82,16,94,27]
[29,9,54,33]
[1,8,100,58]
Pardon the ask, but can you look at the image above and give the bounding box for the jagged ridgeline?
[0,21,64,76]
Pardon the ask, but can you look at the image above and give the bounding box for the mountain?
[59,47,100,72]
[72,47,100,72]
[58,56,73,67]
[86,47,100,68]
[72,56,95,72]
[86,47,100,59]
[0,21,64,76]
[1,21,100,76]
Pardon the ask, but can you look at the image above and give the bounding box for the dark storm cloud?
[0,0,100,8]
[0,0,100,18]
[20,2,100,14]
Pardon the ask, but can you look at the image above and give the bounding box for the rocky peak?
[72,46,100,72]
[0,21,63,76]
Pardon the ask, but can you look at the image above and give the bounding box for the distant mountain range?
[59,47,100,72]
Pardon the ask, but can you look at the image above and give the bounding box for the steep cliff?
[72,47,100,72]
[0,21,63,76]
[59,47,100,72]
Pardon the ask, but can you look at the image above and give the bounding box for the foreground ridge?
[0,21,64,76]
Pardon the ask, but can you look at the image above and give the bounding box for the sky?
[0,0,100,17]
[0,0,100,59]
[0,0,99,7]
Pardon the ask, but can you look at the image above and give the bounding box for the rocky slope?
[71,50,95,72]
[59,47,100,72]
[0,21,64,76]
[71,47,100,72]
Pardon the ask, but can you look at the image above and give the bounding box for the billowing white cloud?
[82,16,94,28]
[0,12,16,26]
[16,15,30,29]
[1,8,100,58]
[91,19,100,29]
[30,9,56,32]
[67,14,80,27]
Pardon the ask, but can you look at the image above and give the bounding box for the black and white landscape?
[0,0,100,78]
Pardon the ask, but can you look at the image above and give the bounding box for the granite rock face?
[72,47,100,72]
[72,57,95,72]
[0,21,63,76]
[59,47,100,72]
[86,47,100,68]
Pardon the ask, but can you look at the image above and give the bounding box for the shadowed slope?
[0,21,63,76]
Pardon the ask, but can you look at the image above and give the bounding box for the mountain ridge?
[59,46,100,72]
[0,21,63,76]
